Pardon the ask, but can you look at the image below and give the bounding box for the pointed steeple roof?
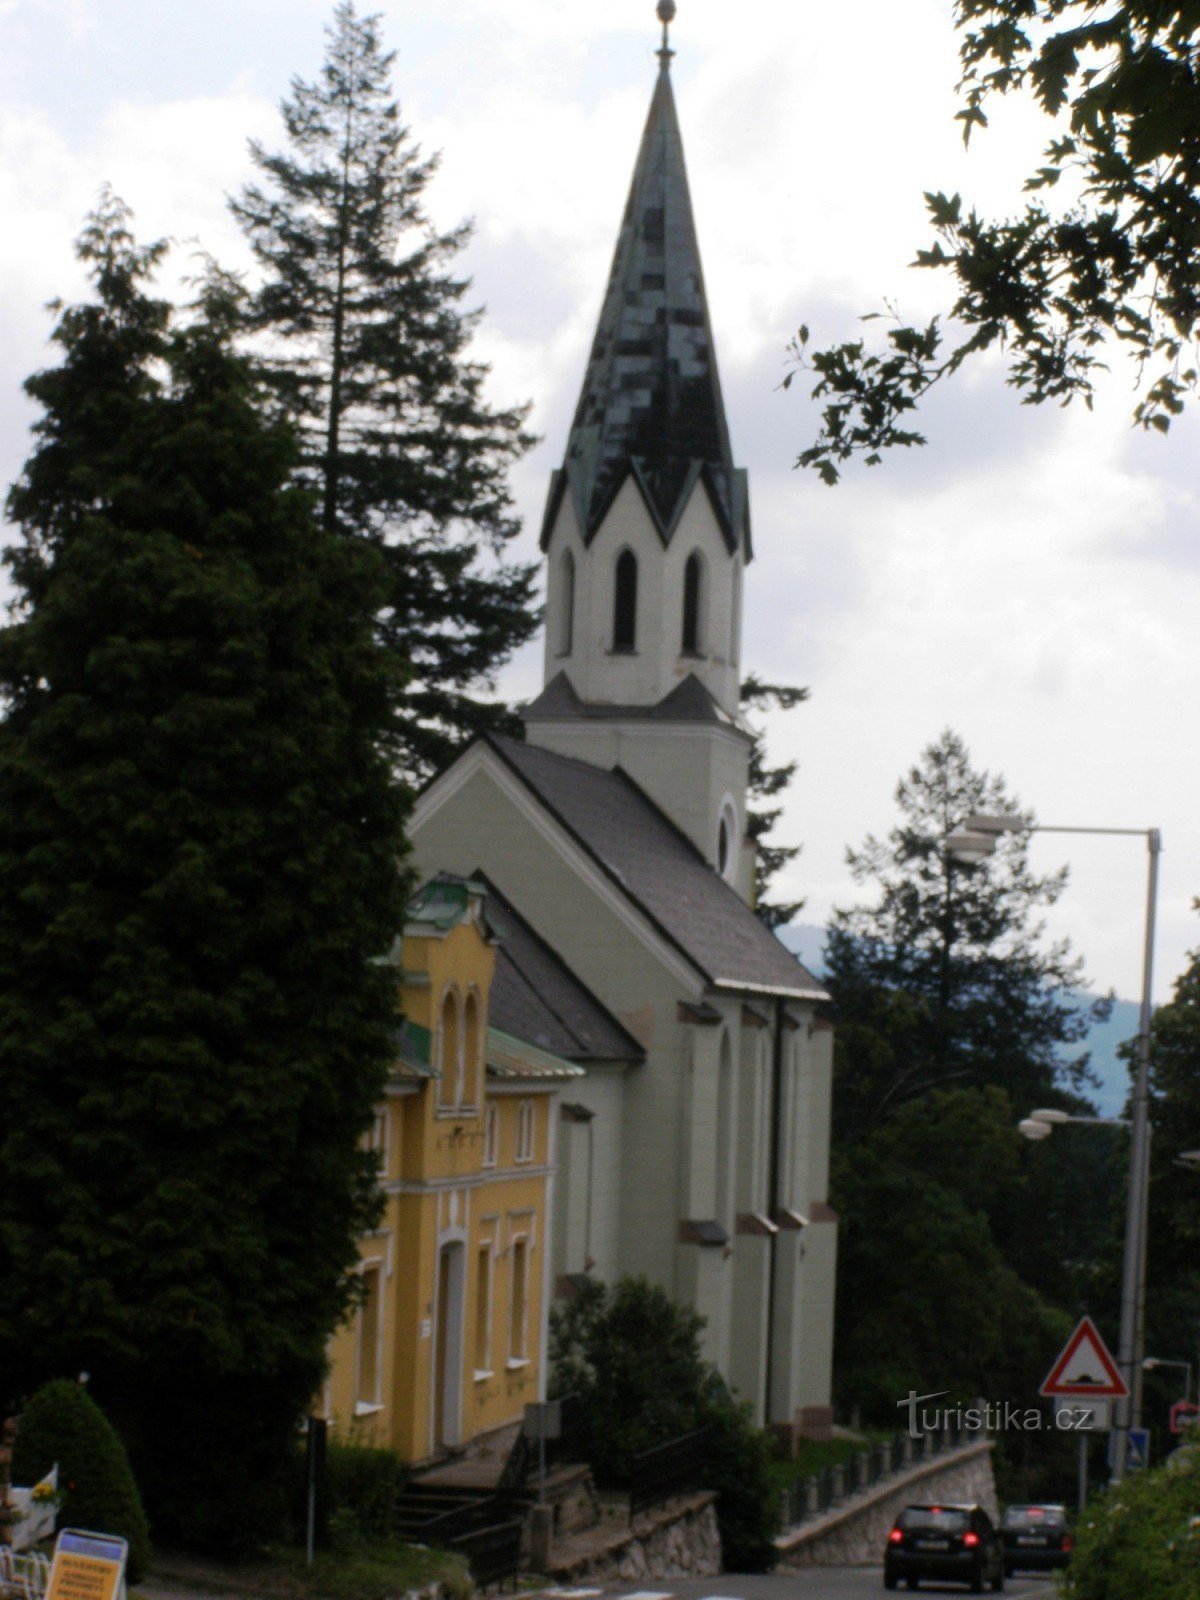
[541,45,749,555]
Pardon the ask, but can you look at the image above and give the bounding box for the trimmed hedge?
[11,1380,150,1581]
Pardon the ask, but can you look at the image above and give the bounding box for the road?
[542,1571,1061,1600]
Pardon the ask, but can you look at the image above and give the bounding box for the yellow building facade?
[324,876,582,1462]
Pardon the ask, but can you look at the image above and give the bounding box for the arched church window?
[716,797,738,884]
[559,550,575,656]
[613,549,638,652]
[682,551,703,654]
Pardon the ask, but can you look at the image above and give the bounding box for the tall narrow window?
[516,1099,535,1163]
[483,1102,499,1168]
[509,1236,529,1362]
[356,1263,383,1410]
[462,991,480,1107]
[475,1240,493,1374]
[613,550,638,651]
[682,552,703,653]
[437,990,459,1109]
[559,550,575,656]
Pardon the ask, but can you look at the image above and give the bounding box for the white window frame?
[508,1231,530,1366]
[515,1098,535,1163]
[482,1101,499,1168]
[355,1258,385,1414]
[474,1231,495,1379]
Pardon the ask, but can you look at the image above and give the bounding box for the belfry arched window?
[559,550,575,656]
[613,549,638,652]
[682,551,703,654]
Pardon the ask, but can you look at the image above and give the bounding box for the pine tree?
[826,728,1107,1141]
[739,675,809,928]
[231,2,538,779]
[0,195,409,1553]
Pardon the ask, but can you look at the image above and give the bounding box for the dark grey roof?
[477,874,644,1065]
[540,58,749,557]
[486,736,826,1000]
[524,670,745,731]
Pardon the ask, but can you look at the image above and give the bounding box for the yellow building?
[324,875,583,1462]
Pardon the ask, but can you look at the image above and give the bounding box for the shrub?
[325,1443,408,1544]
[549,1276,779,1570]
[12,1380,150,1581]
[1063,1446,1200,1600]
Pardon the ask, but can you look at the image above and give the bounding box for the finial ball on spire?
[657,1,677,26]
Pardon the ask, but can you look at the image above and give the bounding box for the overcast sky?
[3,0,1197,1012]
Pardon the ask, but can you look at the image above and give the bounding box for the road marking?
[618,1591,675,1599]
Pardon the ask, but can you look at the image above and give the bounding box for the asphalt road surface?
[541,1571,1061,1600]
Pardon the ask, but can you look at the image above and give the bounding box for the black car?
[1000,1503,1073,1574]
[884,1502,1005,1591]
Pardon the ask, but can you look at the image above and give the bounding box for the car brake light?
[1063,1534,1073,1551]
[889,1528,904,1544]
[963,1531,980,1548]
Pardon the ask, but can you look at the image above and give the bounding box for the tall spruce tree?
[826,729,1106,1142]
[0,195,409,1552]
[739,675,809,928]
[231,2,537,778]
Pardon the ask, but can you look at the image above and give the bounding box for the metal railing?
[629,1427,710,1523]
[449,1517,523,1590]
[780,1425,980,1528]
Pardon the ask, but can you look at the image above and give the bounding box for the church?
[410,4,837,1441]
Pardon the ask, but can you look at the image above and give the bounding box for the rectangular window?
[509,1235,529,1363]
[483,1102,499,1168]
[365,1106,388,1181]
[475,1240,493,1375]
[515,1099,535,1163]
[356,1263,383,1411]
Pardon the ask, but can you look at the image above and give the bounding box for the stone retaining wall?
[777,1441,998,1567]
[547,1493,722,1583]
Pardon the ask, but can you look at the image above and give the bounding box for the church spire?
[540,3,748,555]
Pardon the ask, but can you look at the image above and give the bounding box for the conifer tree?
[231,2,537,778]
[740,675,809,928]
[0,195,409,1552]
[826,728,1106,1141]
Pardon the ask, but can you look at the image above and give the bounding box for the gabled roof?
[523,670,748,734]
[540,56,749,557]
[485,735,826,1001]
[476,873,644,1065]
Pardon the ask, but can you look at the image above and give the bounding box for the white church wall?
[411,752,702,1294]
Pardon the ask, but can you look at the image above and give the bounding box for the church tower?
[524,2,756,901]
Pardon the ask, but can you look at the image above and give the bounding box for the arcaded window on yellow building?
[365,1106,388,1181]
[462,989,481,1107]
[356,1261,384,1412]
[509,1233,529,1363]
[515,1098,535,1163]
[437,988,460,1110]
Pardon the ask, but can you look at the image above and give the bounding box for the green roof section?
[405,873,491,936]
[393,1019,436,1079]
[486,1026,585,1083]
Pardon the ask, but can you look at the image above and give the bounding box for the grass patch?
[273,1540,471,1600]
[140,1540,471,1600]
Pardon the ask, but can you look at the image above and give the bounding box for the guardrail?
[780,1425,980,1528]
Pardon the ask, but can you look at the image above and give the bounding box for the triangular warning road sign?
[1040,1315,1129,1399]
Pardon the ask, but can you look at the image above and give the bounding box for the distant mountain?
[777,922,1138,1118]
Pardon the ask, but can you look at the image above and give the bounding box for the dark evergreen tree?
[739,674,809,928]
[825,728,1106,1143]
[12,1380,150,1579]
[0,195,409,1553]
[231,2,538,779]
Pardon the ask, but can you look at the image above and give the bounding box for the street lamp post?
[1143,1357,1193,1406]
[947,815,1162,1483]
